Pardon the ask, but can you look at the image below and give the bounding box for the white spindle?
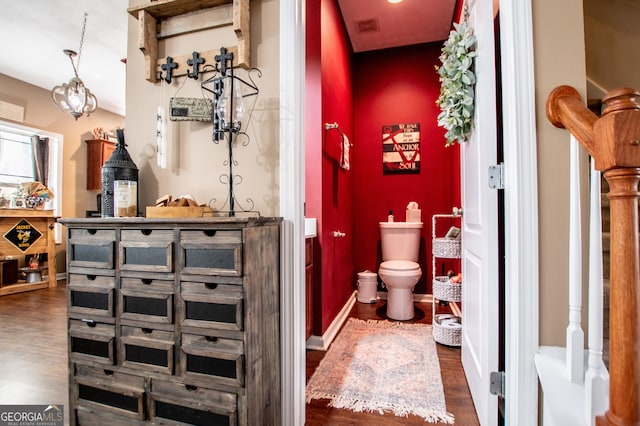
[584,157,609,424]
[567,135,585,384]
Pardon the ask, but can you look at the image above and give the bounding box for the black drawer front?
[119,290,173,324]
[126,344,167,366]
[69,288,114,318]
[72,337,110,359]
[185,248,235,270]
[187,301,236,323]
[180,230,242,276]
[120,325,174,375]
[78,384,140,414]
[120,229,174,273]
[70,243,114,268]
[154,400,234,426]
[69,319,115,365]
[149,381,237,426]
[74,366,146,420]
[186,354,238,380]
[180,333,244,387]
[179,282,243,331]
[183,299,242,331]
[72,291,109,310]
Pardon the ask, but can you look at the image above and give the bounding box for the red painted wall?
[305,0,461,335]
[306,0,356,335]
[352,44,461,294]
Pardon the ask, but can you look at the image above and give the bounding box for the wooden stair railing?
[547,86,640,426]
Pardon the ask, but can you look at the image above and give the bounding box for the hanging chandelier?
[51,13,97,120]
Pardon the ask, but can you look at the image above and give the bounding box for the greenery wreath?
[435,20,477,147]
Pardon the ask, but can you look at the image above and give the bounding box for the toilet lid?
[380,260,420,272]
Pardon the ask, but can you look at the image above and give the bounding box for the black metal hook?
[160,56,178,83]
[186,51,205,80]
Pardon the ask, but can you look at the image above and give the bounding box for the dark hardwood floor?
[306,299,480,425]
[0,284,478,426]
[0,283,69,424]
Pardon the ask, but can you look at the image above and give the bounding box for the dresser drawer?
[179,281,243,331]
[69,319,115,365]
[68,229,116,269]
[121,276,174,293]
[119,289,174,324]
[149,380,237,426]
[179,333,244,388]
[74,365,146,421]
[120,325,175,375]
[120,229,174,273]
[68,274,116,318]
[179,229,242,276]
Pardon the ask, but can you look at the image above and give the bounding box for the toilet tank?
[379,222,423,262]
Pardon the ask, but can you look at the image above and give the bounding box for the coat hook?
[160,56,178,83]
[186,51,205,80]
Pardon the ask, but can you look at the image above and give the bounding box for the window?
[0,120,63,242]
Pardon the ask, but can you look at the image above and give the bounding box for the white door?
[460,0,499,424]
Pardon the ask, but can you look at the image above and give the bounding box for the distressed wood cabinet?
[59,217,282,425]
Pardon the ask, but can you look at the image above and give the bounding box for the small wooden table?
[0,209,57,295]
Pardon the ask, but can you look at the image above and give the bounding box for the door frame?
[278,0,539,424]
[498,1,540,424]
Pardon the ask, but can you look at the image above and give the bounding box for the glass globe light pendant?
[51,14,97,120]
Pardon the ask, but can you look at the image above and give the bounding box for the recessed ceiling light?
[388,0,403,4]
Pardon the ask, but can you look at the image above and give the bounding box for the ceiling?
[0,0,129,117]
[0,0,455,118]
[337,0,456,52]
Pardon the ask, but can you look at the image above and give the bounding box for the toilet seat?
[379,260,420,272]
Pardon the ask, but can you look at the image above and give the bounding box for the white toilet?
[378,221,423,320]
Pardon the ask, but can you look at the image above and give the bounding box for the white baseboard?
[306,291,357,350]
[305,291,441,351]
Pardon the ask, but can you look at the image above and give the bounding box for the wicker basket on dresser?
[59,216,282,426]
[431,213,462,346]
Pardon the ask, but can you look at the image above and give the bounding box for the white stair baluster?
[567,135,585,384]
[584,157,609,425]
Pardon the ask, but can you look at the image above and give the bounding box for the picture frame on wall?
[382,123,421,174]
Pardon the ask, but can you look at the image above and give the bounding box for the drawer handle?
[141,229,152,236]
[203,230,217,237]
[87,275,97,281]
[185,384,198,391]
[205,283,218,290]
[141,279,153,285]
[205,336,219,343]
[82,319,97,328]
[141,328,153,334]
[88,229,97,235]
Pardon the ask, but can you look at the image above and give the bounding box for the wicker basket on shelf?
[433,314,462,346]
[433,276,462,302]
[432,237,461,258]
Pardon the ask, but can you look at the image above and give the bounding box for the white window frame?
[0,120,63,243]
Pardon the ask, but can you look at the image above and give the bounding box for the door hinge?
[488,163,504,189]
[490,371,505,398]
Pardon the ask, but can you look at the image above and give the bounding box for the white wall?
[125,0,280,216]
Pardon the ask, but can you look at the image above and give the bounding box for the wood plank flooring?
[0,284,69,424]
[306,299,480,425]
[0,285,479,426]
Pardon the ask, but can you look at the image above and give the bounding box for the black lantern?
[101,129,138,217]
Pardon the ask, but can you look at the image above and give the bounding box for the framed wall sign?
[382,123,420,174]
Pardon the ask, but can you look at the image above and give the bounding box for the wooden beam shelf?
[128,0,250,83]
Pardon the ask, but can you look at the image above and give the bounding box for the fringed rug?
[306,318,454,423]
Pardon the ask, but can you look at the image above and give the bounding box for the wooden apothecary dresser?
[59,216,282,425]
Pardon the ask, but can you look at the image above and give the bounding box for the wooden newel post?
[547,86,640,426]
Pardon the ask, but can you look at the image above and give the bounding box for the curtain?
[31,135,49,185]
